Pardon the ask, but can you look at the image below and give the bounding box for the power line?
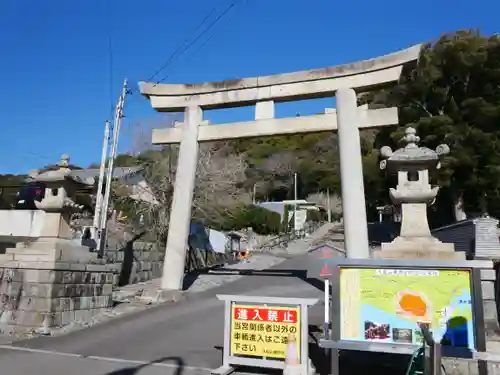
[0,136,52,162]
[152,1,239,85]
[146,7,217,82]
[156,35,214,84]
[156,0,247,83]
[23,151,52,162]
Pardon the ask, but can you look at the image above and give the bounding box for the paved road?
[0,253,328,375]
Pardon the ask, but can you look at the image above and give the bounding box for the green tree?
[367,30,500,223]
[0,174,26,208]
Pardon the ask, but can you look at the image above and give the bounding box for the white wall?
[0,209,44,242]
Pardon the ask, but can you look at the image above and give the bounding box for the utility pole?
[293,172,298,232]
[252,183,256,204]
[327,188,332,223]
[98,78,129,258]
[93,120,111,243]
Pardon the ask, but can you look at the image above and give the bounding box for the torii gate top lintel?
[139,44,421,112]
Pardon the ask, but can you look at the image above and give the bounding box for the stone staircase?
[0,240,96,264]
[267,222,343,256]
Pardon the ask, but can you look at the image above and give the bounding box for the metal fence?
[184,246,234,273]
[258,221,324,252]
[405,324,500,375]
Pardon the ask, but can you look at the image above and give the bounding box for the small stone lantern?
[373,127,464,260]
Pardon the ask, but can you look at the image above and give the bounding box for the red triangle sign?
[320,264,331,277]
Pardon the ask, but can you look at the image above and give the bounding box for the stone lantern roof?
[29,154,95,187]
[27,155,94,213]
[379,127,450,172]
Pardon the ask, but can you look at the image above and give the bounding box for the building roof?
[67,166,144,182]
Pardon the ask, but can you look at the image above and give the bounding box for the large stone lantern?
[373,127,464,260]
[31,155,90,238]
[13,154,97,262]
[0,155,115,334]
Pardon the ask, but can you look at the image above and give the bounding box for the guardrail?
[258,221,324,252]
[185,246,235,273]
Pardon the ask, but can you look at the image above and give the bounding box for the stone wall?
[105,241,164,287]
[481,264,500,358]
[0,261,114,334]
[104,239,235,288]
[481,268,498,333]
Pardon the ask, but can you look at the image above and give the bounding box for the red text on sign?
[233,308,297,323]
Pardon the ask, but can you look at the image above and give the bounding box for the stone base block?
[374,237,465,260]
[0,260,114,333]
[3,239,97,263]
[373,249,465,260]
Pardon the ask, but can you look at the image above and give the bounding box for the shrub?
[218,205,282,235]
[306,209,322,222]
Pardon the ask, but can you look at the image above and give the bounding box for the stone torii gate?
[139,44,422,292]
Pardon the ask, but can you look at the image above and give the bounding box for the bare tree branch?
[251,151,297,194]
[124,113,183,156]
[193,143,250,224]
[113,122,250,243]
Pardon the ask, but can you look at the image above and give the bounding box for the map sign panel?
[230,304,300,359]
[340,268,475,349]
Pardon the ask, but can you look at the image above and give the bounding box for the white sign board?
[294,210,307,231]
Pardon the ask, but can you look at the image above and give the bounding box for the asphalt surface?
[0,251,412,375]
[0,253,329,375]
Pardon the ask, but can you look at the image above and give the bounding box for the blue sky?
[0,0,498,174]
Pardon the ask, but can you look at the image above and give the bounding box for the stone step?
[7,249,51,256]
[0,254,14,261]
[13,254,55,262]
[5,248,60,262]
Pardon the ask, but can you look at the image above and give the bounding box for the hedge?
[306,209,322,222]
[218,205,282,235]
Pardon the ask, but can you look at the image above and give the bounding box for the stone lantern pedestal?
[0,155,114,334]
[373,128,464,260]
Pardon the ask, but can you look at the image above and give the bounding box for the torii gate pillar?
[161,106,201,290]
[336,88,370,258]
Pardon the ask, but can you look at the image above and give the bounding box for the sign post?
[309,258,492,375]
[420,324,442,375]
[307,242,346,344]
[212,294,318,375]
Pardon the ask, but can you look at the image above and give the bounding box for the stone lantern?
[373,127,464,260]
[12,154,97,262]
[31,155,92,237]
[0,155,115,334]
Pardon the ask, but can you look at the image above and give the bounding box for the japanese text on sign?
[230,304,301,359]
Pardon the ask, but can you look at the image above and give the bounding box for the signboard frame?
[317,258,492,364]
[212,294,318,375]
